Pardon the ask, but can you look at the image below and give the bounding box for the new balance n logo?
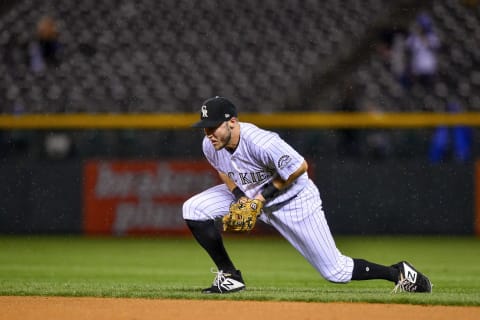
[220,278,245,291]
[403,263,418,283]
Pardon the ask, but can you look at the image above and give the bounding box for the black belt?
[263,195,298,213]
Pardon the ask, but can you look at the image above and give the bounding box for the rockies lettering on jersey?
[227,170,273,185]
[235,171,271,185]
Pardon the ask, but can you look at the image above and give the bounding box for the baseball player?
[183,96,432,294]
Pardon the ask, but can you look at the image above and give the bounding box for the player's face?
[204,121,231,150]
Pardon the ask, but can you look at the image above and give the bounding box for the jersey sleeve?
[257,134,305,181]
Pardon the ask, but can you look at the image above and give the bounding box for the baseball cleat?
[391,261,432,293]
[202,268,246,294]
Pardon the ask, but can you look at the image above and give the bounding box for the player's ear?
[228,117,237,128]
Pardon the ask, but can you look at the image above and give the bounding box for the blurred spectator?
[405,12,440,91]
[429,101,472,163]
[29,15,62,73]
[377,26,409,89]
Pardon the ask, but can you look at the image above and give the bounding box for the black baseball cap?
[192,96,238,128]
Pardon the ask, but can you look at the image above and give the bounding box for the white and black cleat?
[202,268,246,294]
[391,261,432,293]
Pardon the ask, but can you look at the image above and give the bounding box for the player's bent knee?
[182,198,196,220]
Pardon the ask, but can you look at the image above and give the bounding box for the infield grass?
[0,235,479,306]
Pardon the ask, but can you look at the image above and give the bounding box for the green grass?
[0,235,479,306]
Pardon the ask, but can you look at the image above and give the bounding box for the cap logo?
[225,113,230,118]
[201,105,208,118]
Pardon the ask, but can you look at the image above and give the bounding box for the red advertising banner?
[83,160,220,235]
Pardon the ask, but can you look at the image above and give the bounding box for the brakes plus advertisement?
[83,160,219,235]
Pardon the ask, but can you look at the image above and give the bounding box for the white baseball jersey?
[204,122,308,206]
[183,122,354,283]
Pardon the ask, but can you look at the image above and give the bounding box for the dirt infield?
[1,296,479,320]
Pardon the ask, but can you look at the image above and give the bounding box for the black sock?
[351,258,399,282]
[185,219,236,273]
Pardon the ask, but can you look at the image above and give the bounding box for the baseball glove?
[222,199,264,232]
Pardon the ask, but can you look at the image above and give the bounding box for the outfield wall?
[1,113,477,235]
[0,159,473,235]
